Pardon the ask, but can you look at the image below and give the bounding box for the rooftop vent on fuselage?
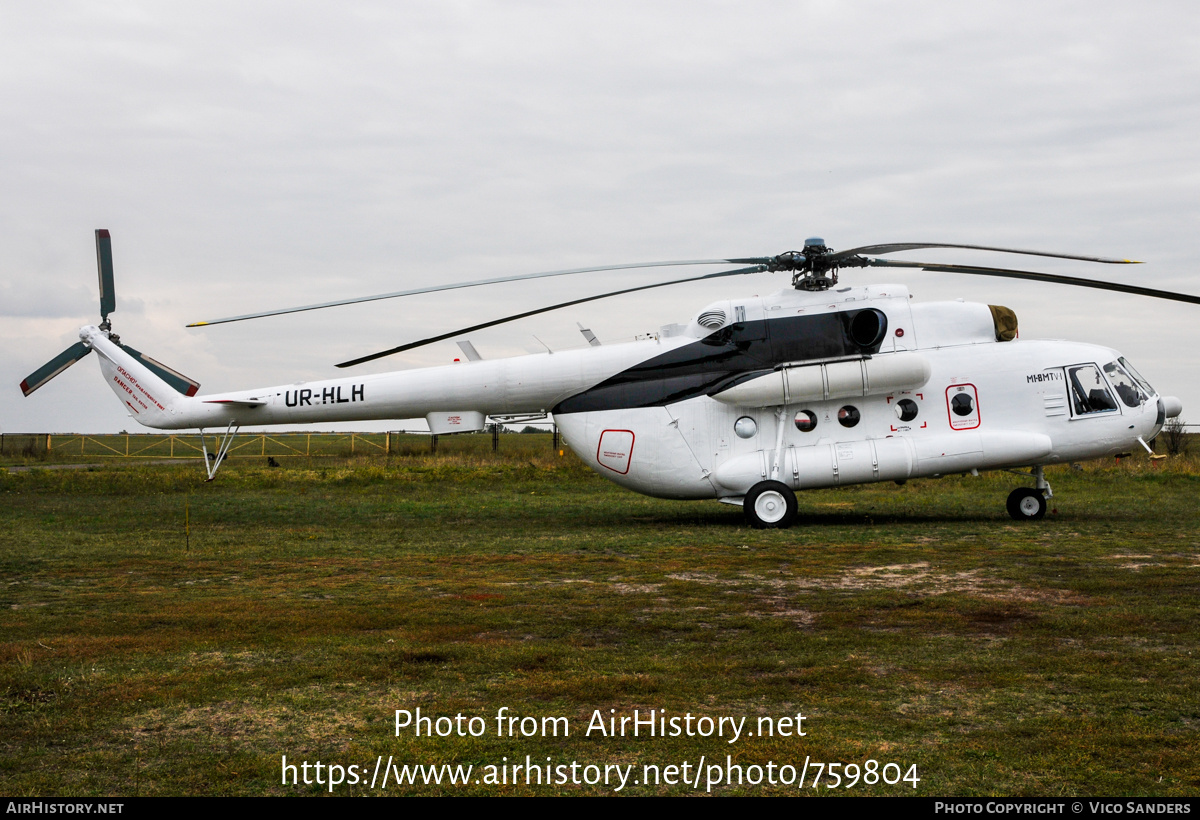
[697,309,727,329]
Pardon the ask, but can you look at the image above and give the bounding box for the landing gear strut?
[200,422,239,481]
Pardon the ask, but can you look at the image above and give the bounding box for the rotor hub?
[769,238,864,291]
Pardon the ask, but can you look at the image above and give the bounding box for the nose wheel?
[1006,487,1047,520]
[743,481,798,529]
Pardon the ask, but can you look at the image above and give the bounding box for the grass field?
[2,436,1198,796]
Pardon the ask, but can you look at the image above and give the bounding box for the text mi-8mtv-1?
[22,232,1193,527]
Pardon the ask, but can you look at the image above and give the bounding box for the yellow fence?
[1,429,559,461]
[5,432,393,460]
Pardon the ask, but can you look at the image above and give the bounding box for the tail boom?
[85,331,672,432]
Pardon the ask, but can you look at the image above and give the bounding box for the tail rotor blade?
[115,342,201,396]
[20,342,93,397]
[96,229,116,321]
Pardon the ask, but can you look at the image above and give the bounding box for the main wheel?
[743,481,798,529]
[1006,487,1047,520]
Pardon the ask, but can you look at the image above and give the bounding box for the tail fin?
[85,327,194,428]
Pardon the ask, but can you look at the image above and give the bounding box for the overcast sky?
[3,1,1198,434]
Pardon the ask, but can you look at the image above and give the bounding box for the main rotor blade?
[20,342,93,397]
[115,342,201,396]
[833,242,1138,265]
[865,258,1200,304]
[335,264,769,368]
[96,229,116,321]
[188,257,771,328]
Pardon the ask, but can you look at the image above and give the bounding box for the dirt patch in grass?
[121,699,364,752]
[666,563,1087,606]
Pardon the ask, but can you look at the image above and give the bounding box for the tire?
[1006,487,1047,520]
[743,481,798,529]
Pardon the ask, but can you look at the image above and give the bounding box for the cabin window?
[1067,364,1118,416]
[1103,361,1147,408]
[794,410,817,432]
[734,416,758,438]
[946,384,981,430]
[837,406,860,428]
[895,398,919,422]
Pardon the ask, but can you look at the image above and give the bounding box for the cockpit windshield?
[1119,357,1155,397]
[1103,360,1150,408]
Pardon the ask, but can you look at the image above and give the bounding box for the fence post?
[552,424,559,451]
[430,434,438,454]
[492,424,499,452]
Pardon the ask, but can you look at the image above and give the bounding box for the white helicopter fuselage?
[82,283,1170,507]
[571,336,1161,501]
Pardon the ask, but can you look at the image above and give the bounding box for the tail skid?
[200,421,239,481]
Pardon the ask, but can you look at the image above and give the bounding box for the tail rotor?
[19,341,93,397]
[20,230,200,398]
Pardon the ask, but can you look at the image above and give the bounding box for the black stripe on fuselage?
[552,308,887,414]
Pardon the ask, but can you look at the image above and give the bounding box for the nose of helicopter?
[1161,396,1183,418]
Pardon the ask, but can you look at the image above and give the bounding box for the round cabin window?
[794,410,817,432]
[734,416,758,439]
[895,398,919,422]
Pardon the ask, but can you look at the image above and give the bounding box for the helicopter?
[20,231,1194,527]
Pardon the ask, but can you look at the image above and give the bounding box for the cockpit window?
[1103,361,1148,408]
[1067,364,1118,416]
[1118,357,1156,397]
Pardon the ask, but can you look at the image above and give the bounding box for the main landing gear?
[741,468,1055,526]
[1005,465,1051,521]
[1006,487,1047,520]
[743,480,798,529]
